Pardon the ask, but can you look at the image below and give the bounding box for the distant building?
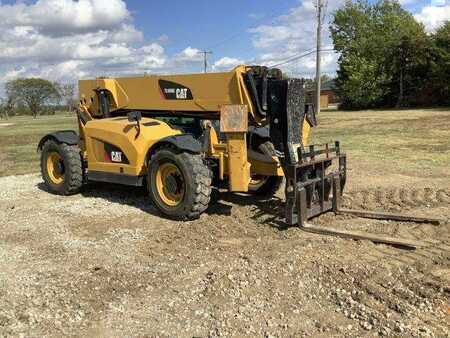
[307,79,339,109]
[321,79,339,106]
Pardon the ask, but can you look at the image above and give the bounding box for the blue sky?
[125,0,298,58]
[0,0,448,91]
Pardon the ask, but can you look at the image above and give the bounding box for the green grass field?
[0,109,449,180]
[0,114,77,176]
[311,108,450,181]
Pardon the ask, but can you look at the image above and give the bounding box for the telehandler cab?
[38,65,440,249]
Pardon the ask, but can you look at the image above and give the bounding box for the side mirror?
[127,111,142,122]
[127,111,142,138]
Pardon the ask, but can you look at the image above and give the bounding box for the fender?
[149,134,202,156]
[37,130,79,151]
[248,125,270,139]
[248,125,270,151]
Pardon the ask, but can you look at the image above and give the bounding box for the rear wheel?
[148,147,212,220]
[40,140,83,195]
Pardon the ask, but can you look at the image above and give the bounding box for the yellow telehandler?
[38,65,440,248]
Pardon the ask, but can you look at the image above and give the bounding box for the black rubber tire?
[40,140,83,195]
[148,147,212,220]
[248,176,283,196]
[248,140,283,196]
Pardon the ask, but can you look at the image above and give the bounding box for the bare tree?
[0,96,16,120]
[0,99,5,120]
[56,83,76,112]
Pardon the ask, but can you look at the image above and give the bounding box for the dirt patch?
[0,174,448,337]
[0,123,14,128]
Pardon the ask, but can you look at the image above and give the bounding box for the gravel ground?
[0,173,449,337]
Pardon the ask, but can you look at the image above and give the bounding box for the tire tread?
[40,140,83,195]
[148,145,212,220]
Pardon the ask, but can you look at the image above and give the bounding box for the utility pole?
[315,0,324,114]
[200,50,213,73]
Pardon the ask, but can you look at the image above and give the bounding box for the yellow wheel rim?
[46,152,65,185]
[155,162,185,207]
[249,175,268,190]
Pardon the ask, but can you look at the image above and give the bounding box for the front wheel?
[248,175,283,196]
[148,147,212,220]
[248,140,283,196]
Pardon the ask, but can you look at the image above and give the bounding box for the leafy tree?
[304,74,332,91]
[372,0,431,107]
[5,78,60,118]
[338,53,386,108]
[331,0,381,109]
[330,0,432,109]
[430,21,450,105]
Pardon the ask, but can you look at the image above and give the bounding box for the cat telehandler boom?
[38,65,440,249]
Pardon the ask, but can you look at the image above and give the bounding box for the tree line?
[2,0,449,118]
[331,0,450,110]
[0,79,76,119]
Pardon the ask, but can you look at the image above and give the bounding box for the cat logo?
[176,88,188,99]
[159,80,193,100]
[111,151,122,163]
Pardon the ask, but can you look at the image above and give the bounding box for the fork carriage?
[284,142,346,226]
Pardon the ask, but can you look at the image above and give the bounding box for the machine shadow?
[36,182,288,229]
[210,190,288,230]
[37,181,161,217]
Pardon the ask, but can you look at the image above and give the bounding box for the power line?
[265,34,432,69]
[167,12,285,69]
[268,48,334,68]
[268,49,315,67]
[175,5,335,72]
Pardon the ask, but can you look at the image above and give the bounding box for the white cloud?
[157,34,170,44]
[247,0,450,76]
[414,5,450,31]
[173,47,202,62]
[250,25,293,49]
[0,0,348,95]
[31,60,89,82]
[248,0,345,77]
[248,13,265,20]
[154,47,207,73]
[137,44,167,69]
[110,24,144,44]
[0,0,130,35]
[212,57,245,71]
[4,67,27,82]
[0,28,132,63]
[398,0,418,5]
[0,0,172,93]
